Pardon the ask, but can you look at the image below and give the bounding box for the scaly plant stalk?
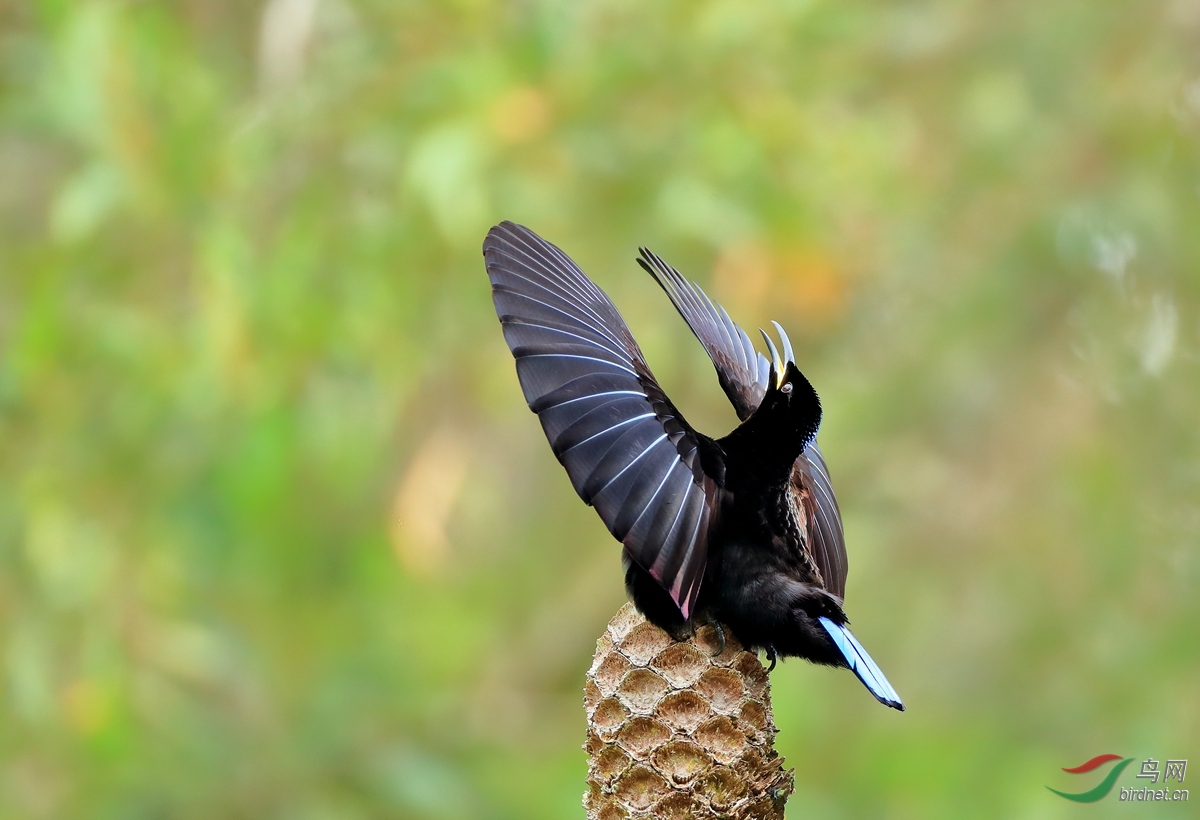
[584,603,793,819]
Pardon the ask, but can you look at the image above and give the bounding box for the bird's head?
[755,321,822,454]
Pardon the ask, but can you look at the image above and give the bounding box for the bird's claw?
[765,645,778,673]
[709,621,726,657]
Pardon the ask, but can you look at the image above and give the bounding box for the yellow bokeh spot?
[713,240,772,318]
[713,240,846,330]
[489,86,551,144]
[62,679,111,736]
[390,426,470,577]
[776,247,846,327]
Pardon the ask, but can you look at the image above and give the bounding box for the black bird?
[483,221,903,710]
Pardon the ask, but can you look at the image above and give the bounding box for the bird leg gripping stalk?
[707,619,726,658]
[584,603,794,820]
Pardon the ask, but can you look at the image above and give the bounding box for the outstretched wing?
[794,443,848,600]
[484,221,718,619]
[639,248,848,599]
[636,248,770,421]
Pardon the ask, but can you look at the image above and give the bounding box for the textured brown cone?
[584,603,794,819]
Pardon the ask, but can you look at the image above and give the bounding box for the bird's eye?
[780,382,793,394]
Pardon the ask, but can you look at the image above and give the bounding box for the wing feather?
[795,442,848,599]
[637,248,769,421]
[485,222,719,618]
[637,246,846,601]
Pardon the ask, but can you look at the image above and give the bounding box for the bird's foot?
[708,621,726,657]
[764,645,778,673]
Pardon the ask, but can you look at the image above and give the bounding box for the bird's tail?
[818,617,905,711]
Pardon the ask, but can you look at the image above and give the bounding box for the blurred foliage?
[1,0,1198,817]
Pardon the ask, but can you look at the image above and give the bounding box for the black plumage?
[483,221,903,710]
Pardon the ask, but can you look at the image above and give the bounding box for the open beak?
[760,321,796,389]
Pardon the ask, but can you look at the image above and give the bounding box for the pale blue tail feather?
[818,617,905,711]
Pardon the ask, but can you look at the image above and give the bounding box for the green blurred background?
[2,1,1198,817]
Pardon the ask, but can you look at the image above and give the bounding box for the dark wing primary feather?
[795,442,848,599]
[636,249,770,422]
[484,221,718,619]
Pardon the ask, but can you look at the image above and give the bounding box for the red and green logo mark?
[1047,754,1134,802]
